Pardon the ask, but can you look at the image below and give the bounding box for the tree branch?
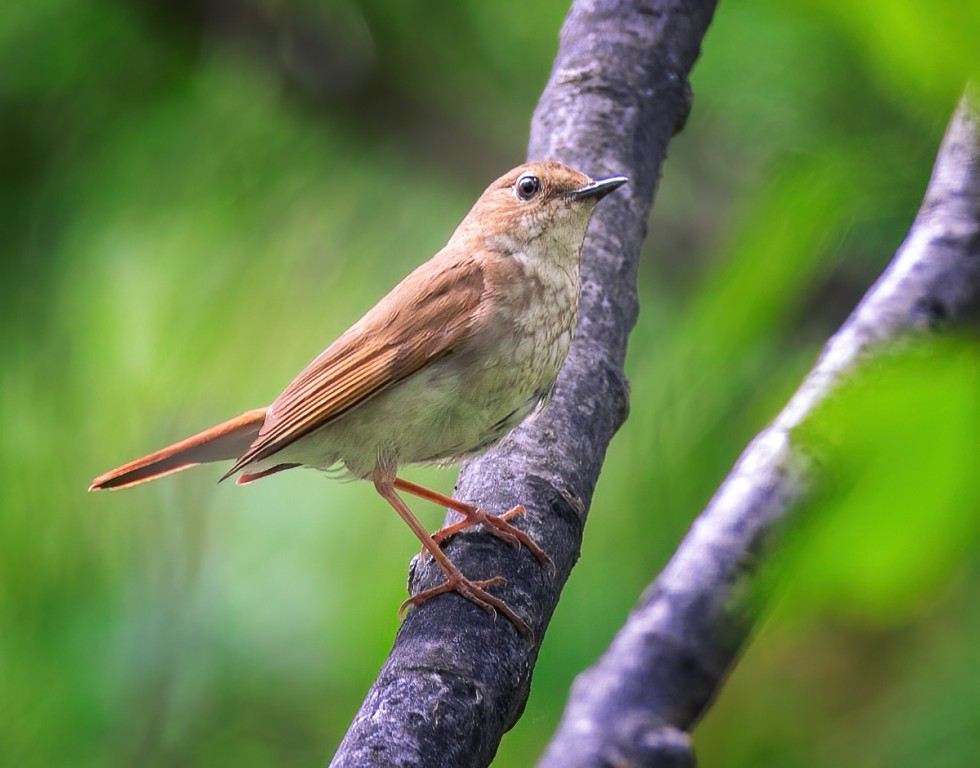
[536,93,980,768]
[330,1,718,766]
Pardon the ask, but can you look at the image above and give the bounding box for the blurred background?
[2,0,979,765]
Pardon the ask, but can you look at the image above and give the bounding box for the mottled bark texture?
[330,1,718,766]
[537,95,980,768]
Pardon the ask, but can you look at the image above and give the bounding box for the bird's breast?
[417,254,578,463]
[468,249,581,414]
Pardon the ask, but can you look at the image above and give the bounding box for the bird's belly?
[282,333,568,479]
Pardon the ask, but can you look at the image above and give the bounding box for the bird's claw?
[422,504,551,571]
[399,573,529,634]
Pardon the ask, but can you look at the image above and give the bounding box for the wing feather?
[224,254,487,477]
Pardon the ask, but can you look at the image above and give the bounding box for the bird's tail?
[89,408,268,491]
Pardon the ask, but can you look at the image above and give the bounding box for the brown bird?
[90,161,627,633]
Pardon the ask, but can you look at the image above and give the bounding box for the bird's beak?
[564,174,629,202]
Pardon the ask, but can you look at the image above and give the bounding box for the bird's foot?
[399,572,530,635]
[393,479,553,573]
[430,504,525,546]
[430,505,554,575]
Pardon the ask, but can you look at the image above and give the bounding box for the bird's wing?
[223,255,487,477]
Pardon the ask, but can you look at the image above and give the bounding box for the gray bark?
[536,94,980,768]
[330,1,718,766]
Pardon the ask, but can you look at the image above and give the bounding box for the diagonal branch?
[330,1,718,766]
[536,93,980,768]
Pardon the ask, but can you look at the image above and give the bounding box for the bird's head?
[453,161,628,257]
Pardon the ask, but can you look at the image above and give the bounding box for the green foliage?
[1,0,977,765]
[786,341,980,622]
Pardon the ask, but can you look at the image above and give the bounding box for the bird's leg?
[374,472,530,634]
[393,477,553,572]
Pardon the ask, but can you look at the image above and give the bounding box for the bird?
[90,161,628,633]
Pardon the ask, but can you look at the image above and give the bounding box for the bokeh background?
[2,0,979,765]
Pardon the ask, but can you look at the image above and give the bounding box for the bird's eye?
[515,175,541,201]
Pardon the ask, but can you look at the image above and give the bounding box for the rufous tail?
[89,408,268,491]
